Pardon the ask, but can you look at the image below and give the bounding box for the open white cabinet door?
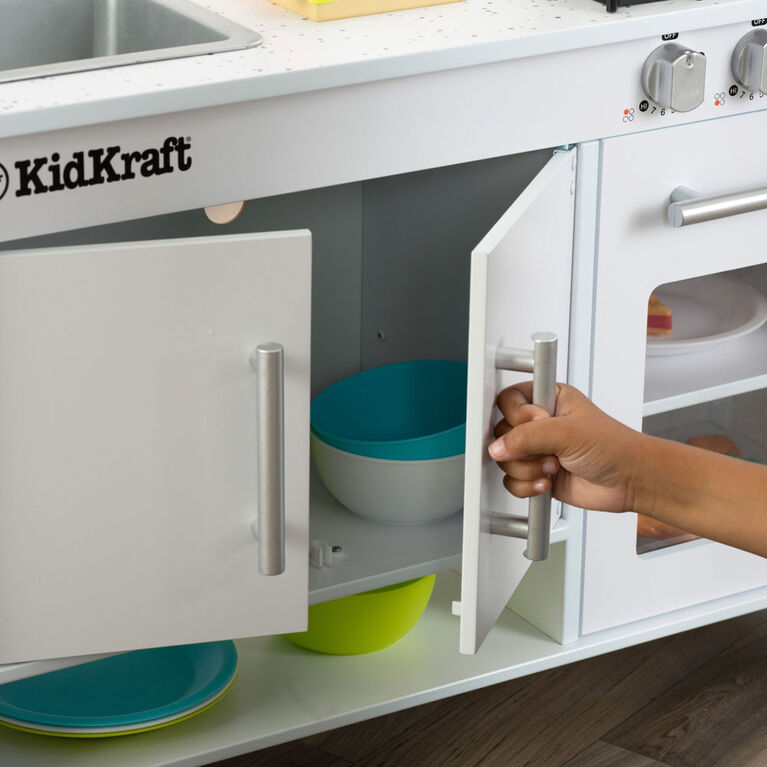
[0,231,311,664]
[458,149,575,654]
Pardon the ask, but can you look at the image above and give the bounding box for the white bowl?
[311,433,464,525]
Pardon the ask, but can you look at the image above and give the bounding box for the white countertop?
[0,0,763,138]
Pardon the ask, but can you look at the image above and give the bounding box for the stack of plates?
[0,641,237,738]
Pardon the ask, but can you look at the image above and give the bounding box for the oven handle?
[668,184,767,227]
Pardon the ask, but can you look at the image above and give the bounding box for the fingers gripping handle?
[492,332,557,562]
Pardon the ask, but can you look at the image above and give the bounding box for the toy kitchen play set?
[1,0,767,763]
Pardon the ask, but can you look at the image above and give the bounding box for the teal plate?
[0,641,237,729]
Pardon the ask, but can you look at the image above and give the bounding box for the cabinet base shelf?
[3,572,767,767]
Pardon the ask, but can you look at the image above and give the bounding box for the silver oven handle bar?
[668,184,767,227]
[489,332,557,562]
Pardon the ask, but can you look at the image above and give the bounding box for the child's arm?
[488,382,767,558]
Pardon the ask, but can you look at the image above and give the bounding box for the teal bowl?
[310,360,467,461]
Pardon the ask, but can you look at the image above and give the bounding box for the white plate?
[646,274,767,356]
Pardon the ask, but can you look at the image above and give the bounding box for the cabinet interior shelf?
[643,323,767,416]
[3,572,767,767]
[308,469,463,604]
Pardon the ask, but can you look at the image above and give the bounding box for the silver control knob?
[641,42,706,112]
[732,29,767,94]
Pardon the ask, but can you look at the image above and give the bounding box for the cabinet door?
[0,232,311,663]
[459,149,576,654]
[583,111,767,634]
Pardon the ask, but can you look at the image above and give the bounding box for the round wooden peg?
[204,200,246,225]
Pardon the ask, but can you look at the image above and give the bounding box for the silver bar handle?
[490,332,558,562]
[250,343,285,576]
[527,333,557,561]
[495,347,533,373]
[668,184,767,227]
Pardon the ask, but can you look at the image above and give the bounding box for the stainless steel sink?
[0,0,262,83]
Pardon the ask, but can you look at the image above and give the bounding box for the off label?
[0,163,7,201]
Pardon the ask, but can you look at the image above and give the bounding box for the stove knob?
[641,43,706,112]
[732,29,767,94]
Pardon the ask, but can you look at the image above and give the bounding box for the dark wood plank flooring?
[207,610,767,767]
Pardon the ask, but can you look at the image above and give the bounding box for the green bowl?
[285,574,436,655]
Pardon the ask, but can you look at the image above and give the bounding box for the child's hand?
[488,383,767,558]
[487,382,641,513]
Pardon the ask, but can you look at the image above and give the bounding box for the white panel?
[459,149,575,654]
[0,232,311,662]
[583,110,767,635]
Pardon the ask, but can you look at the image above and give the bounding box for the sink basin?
[0,0,262,83]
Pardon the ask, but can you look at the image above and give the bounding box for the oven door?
[583,110,767,634]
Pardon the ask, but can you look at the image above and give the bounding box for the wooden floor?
[208,609,767,767]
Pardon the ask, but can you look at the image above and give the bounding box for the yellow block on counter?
[272,0,463,21]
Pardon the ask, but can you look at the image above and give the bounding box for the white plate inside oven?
[646,274,767,356]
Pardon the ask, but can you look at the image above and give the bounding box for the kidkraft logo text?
[7,136,192,199]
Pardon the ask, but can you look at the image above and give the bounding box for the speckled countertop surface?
[0,0,763,138]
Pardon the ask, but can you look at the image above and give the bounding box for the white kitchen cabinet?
[2,111,767,668]
[0,147,576,669]
[3,12,767,762]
